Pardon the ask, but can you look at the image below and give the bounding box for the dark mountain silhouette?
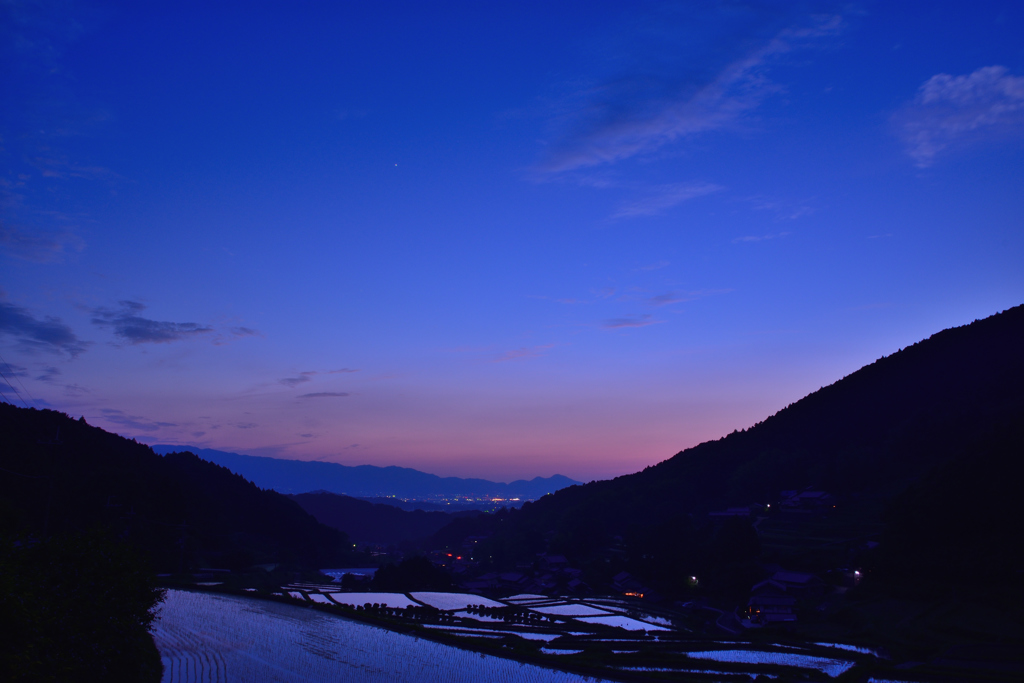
[0,405,355,572]
[288,491,479,546]
[149,445,581,499]
[435,305,1024,597]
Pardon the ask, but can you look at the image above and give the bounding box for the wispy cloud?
[280,371,316,387]
[492,344,554,363]
[603,314,662,329]
[90,301,212,344]
[0,222,84,263]
[100,408,176,432]
[538,13,842,174]
[279,367,357,387]
[0,362,28,397]
[212,325,263,346]
[646,288,732,306]
[638,260,670,272]
[36,366,60,382]
[0,362,29,378]
[63,383,89,396]
[0,300,89,357]
[896,65,1024,167]
[745,196,814,221]
[732,232,791,243]
[647,292,686,307]
[28,155,120,181]
[611,181,723,219]
[298,391,350,398]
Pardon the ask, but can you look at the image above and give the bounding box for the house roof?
[773,570,822,585]
[751,579,789,594]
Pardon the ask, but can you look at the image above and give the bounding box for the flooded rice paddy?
[155,587,890,681]
[153,590,610,682]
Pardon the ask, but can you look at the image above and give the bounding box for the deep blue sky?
[2,1,1022,481]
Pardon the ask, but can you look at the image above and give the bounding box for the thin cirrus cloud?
[99,408,176,432]
[298,392,350,398]
[0,362,27,397]
[538,14,843,174]
[280,371,316,387]
[0,361,29,379]
[280,367,358,387]
[28,156,120,181]
[0,300,90,357]
[745,196,814,221]
[90,301,213,344]
[647,292,687,307]
[733,232,791,243]
[212,326,263,346]
[603,314,662,329]
[610,182,723,219]
[646,288,732,307]
[492,344,554,363]
[0,223,84,263]
[36,366,61,382]
[896,65,1024,167]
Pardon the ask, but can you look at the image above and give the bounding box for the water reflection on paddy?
[154,590,612,683]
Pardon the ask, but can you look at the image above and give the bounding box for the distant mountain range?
[148,446,581,500]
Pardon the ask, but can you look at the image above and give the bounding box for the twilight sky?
[2,1,1022,482]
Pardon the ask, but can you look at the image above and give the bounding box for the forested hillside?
[436,305,1024,598]
[289,491,478,546]
[0,405,355,571]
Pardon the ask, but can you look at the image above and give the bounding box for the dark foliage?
[372,556,454,592]
[289,491,476,545]
[0,530,164,682]
[878,418,1024,595]
[0,404,356,572]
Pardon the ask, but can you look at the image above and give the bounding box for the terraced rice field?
[169,587,885,680]
[531,604,611,617]
[684,649,855,677]
[575,615,670,631]
[410,591,505,610]
[153,590,612,682]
